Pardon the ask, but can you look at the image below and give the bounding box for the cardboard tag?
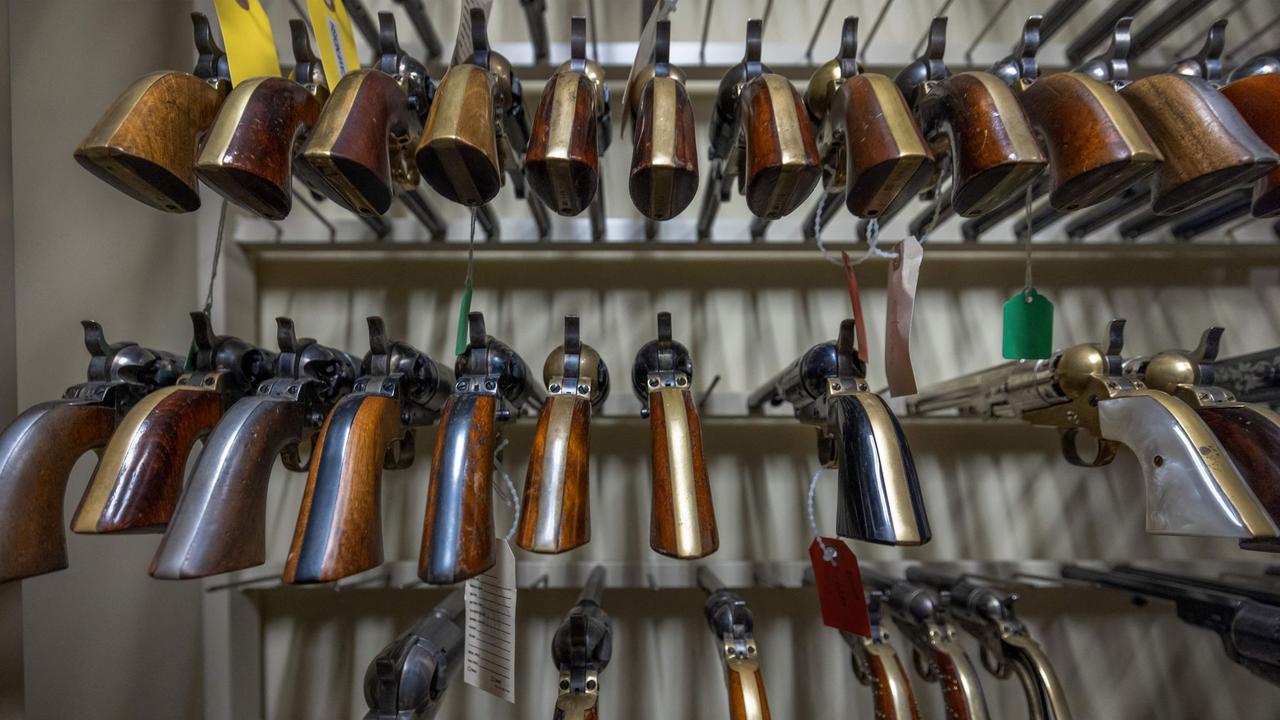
[213,0,282,84]
[809,538,871,637]
[464,539,517,704]
[1002,289,1054,359]
[886,238,923,396]
[840,252,870,365]
[306,0,360,83]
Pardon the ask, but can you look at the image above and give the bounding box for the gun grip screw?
[586,678,597,690]
[549,383,561,393]
[560,679,570,690]
[1153,455,1164,467]
[484,379,497,391]
[204,377,215,386]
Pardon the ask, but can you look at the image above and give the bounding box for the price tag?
[213,0,281,84]
[306,0,360,83]
[885,237,923,396]
[809,538,871,637]
[840,252,870,365]
[1002,288,1054,359]
[464,539,517,704]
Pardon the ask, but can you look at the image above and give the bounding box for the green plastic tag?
[1002,288,1054,359]
[454,282,473,357]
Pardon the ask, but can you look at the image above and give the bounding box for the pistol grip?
[196,77,323,220]
[1198,405,1280,545]
[840,74,935,219]
[525,72,600,216]
[647,387,718,559]
[419,394,498,584]
[1002,635,1073,720]
[740,74,822,219]
[831,392,930,546]
[629,76,700,220]
[72,386,224,534]
[1020,73,1162,211]
[725,662,771,720]
[1121,74,1278,215]
[517,395,592,554]
[74,71,227,213]
[862,643,921,720]
[1097,392,1278,539]
[0,402,116,583]
[150,396,306,579]
[553,705,600,720]
[1220,75,1280,218]
[298,69,416,216]
[931,644,991,720]
[417,64,502,206]
[919,72,1047,217]
[284,394,403,584]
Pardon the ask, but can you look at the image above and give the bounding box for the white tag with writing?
[464,538,517,704]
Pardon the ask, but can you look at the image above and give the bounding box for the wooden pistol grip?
[1221,75,1280,217]
[629,76,700,220]
[525,71,600,216]
[1121,74,1279,215]
[150,397,306,579]
[416,64,502,206]
[419,394,497,584]
[726,662,771,720]
[1020,72,1163,211]
[298,69,416,216]
[0,402,115,583]
[832,392,930,546]
[71,386,223,534]
[932,645,991,720]
[553,705,599,720]
[840,74,936,219]
[283,394,403,584]
[196,77,323,220]
[74,70,226,213]
[919,72,1047,217]
[516,395,592,553]
[647,387,718,559]
[1199,405,1280,523]
[863,644,921,720]
[740,74,822,219]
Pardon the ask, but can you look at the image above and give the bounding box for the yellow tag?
[213,0,281,84]
[307,0,360,83]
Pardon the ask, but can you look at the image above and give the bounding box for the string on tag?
[1022,183,1034,299]
[917,160,950,243]
[187,199,229,372]
[817,216,898,267]
[492,437,521,542]
[807,467,838,564]
[455,207,478,356]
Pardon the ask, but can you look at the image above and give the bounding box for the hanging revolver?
[699,567,772,720]
[1219,46,1280,217]
[552,566,612,720]
[363,589,465,720]
[843,592,922,720]
[627,19,700,221]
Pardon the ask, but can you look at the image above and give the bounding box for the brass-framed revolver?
[363,589,465,720]
[74,13,230,213]
[748,320,929,546]
[843,593,922,720]
[552,566,612,720]
[0,323,180,582]
[70,312,276,535]
[699,567,772,720]
[419,312,543,584]
[1220,47,1280,217]
[284,317,454,584]
[150,318,359,579]
[627,20,699,221]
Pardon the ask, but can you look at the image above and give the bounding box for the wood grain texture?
[0,402,115,583]
[1020,72,1163,211]
[525,72,599,216]
[517,395,592,553]
[933,649,988,720]
[415,65,501,206]
[419,394,497,584]
[629,76,700,220]
[74,71,226,213]
[297,69,418,216]
[71,387,223,534]
[840,74,935,219]
[195,77,323,220]
[868,650,922,720]
[1220,75,1280,217]
[1199,406,1280,521]
[1121,74,1278,215]
[740,75,821,219]
[149,397,306,579]
[648,388,718,559]
[283,394,403,584]
[726,667,771,720]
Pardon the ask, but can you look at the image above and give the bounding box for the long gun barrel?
[1215,347,1280,407]
[698,567,772,720]
[363,589,466,719]
[552,566,612,720]
[841,592,921,720]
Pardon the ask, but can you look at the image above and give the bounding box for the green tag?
[454,282,473,357]
[1002,289,1054,359]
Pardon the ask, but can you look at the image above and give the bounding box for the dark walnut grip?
[150,397,306,579]
[419,394,498,584]
[1199,406,1280,522]
[71,386,224,534]
[832,393,930,546]
[0,402,115,583]
[629,76,700,220]
[740,74,822,219]
[647,388,718,559]
[525,71,600,216]
[1019,72,1162,211]
[517,395,592,554]
[1121,74,1278,215]
[284,394,404,584]
[297,69,418,216]
[1221,75,1280,217]
[726,665,771,720]
[839,74,935,219]
[195,77,323,220]
[75,71,227,213]
[416,65,502,207]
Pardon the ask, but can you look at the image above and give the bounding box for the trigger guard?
[280,440,310,473]
[911,647,936,682]
[979,642,1008,679]
[1060,428,1119,467]
[384,430,416,470]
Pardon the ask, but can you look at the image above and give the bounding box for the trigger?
[384,430,417,470]
[1060,429,1120,468]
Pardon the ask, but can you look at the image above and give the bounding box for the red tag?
[840,252,870,366]
[809,537,871,637]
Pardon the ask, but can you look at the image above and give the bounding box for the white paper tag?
[464,538,517,704]
[886,237,924,397]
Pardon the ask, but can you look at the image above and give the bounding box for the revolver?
[699,567,772,720]
[552,566,612,720]
[0,322,179,582]
[842,592,921,720]
[1220,47,1280,217]
[363,589,465,719]
[627,20,699,221]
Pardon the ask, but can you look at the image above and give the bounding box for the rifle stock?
[740,74,821,218]
[1220,75,1280,217]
